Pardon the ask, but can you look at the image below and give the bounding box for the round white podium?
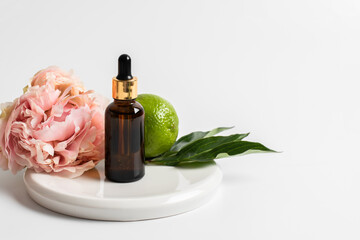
[23,161,222,221]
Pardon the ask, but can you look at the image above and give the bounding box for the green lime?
[137,94,179,158]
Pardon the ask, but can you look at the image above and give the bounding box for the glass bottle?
[105,54,145,183]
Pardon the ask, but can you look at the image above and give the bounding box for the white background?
[1,0,360,239]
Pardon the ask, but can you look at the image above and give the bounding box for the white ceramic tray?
[23,161,222,221]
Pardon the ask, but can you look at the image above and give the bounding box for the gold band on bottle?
[112,77,138,100]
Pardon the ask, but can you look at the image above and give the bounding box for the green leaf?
[23,85,29,94]
[169,127,234,152]
[146,127,276,166]
[192,140,275,161]
[175,134,249,159]
[150,136,273,166]
[203,126,235,138]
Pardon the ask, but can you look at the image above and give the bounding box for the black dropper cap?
[116,54,133,80]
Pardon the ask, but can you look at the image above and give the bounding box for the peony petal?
[34,106,91,142]
[0,150,9,170]
[0,102,15,170]
[51,160,97,178]
[54,121,92,166]
[42,143,54,156]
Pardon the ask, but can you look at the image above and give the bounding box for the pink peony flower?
[0,67,106,178]
[31,66,85,96]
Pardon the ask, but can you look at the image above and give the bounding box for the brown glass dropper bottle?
[105,54,145,183]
